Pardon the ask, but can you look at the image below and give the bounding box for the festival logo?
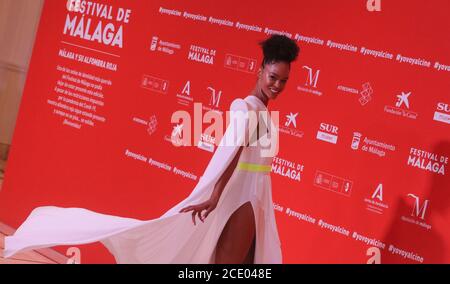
[272,156,304,182]
[65,0,132,49]
[188,44,216,65]
[407,147,447,176]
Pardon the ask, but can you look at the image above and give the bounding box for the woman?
[4,35,299,264]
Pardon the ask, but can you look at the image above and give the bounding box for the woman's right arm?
[179,145,244,225]
[209,145,244,204]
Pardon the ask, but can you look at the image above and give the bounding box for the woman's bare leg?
[215,202,256,264]
[242,237,255,264]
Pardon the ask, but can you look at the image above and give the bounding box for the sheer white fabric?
[4,95,282,263]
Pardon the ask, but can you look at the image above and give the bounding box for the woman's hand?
[179,199,218,225]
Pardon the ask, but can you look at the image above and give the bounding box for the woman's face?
[258,61,291,100]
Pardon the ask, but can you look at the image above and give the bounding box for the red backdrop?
[1,0,449,263]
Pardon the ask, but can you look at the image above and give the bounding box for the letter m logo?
[302,66,320,88]
[208,87,222,108]
[407,193,429,220]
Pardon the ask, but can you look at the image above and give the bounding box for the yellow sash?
[237,162,271,173]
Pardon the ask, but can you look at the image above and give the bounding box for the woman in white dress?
[4,35,299,264]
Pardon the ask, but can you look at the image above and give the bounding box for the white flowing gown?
[4,95,282,264]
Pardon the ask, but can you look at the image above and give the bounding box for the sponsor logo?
[131,115,158,136]
[149,36,181,55]
[209,87,221,108]
[384,91,418,120]
[175,82,224,110]
[408,194,429,220]
[201,86,223,114]
[176,81,194,106]
[364,183,389,214]
[396,92,410,108]
[147,115,158,135]
[317,123,339,144]
[150,36,158,51]
[163,123,187,147]
[285,112,298,128]
[297,66,322,96]
[351,132,362,150]
[141,75,169,94]
[433,102,450,125]
[337,82,373,106]
[279,112,304,139]
[351,132,396,158]
[198,133,216,153]
[359,83,373,105]
[400,193,432,230]
[224,54,257,73]
[169,123,186,147]
[314,170,353,197]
